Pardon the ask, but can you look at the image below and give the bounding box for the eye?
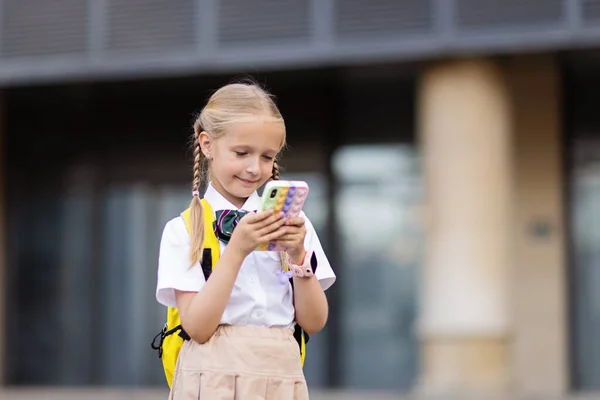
[262,155,274,161]
[235,151,247,157]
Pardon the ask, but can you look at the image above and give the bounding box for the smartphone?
[256,180,309,251]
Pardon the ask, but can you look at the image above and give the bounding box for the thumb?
[241,210,258,223]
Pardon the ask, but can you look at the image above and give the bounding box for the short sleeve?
[156,216,207,308]
[302,213,336,291]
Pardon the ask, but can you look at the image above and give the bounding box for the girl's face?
[201,118,285,208]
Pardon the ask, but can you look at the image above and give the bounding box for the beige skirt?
[168,325,309,400]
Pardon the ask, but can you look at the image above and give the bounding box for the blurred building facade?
[0,0,600,397]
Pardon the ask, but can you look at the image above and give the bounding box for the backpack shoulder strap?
[180,198,220,279]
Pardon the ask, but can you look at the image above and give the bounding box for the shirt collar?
[203,181,261,212]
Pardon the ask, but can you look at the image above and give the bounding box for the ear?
[198,131,212,159]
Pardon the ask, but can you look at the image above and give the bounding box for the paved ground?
[1,388,397,400]
[2,388,600,400]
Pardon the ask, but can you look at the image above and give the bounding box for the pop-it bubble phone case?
[256,180,309,251]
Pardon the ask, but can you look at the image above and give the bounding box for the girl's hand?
[273,216,307,263]
[228,210,287,257]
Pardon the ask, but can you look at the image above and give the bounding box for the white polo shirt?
[155,182,336,329]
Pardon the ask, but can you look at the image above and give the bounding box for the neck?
[211,181,248,209]
[227,196,247,209]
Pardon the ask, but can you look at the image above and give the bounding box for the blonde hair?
[188,82,286,265]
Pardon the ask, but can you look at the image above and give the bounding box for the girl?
[156,82,336,399]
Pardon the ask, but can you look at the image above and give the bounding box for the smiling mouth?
[237,177,259,185]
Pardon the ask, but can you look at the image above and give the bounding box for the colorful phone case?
[256,180,309,251]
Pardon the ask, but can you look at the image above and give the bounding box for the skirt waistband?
[213,324,295,340]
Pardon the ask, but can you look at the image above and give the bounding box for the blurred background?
[2,0,600,399]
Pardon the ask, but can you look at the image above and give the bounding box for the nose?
[245,156,260,175]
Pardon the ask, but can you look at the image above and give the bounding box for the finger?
[273,234,304,246]
[252,211,284,229]
[277,227,305,238]
[277,227,297,236]
[262,227,287,243]
[275,231,300,241]
[242,210,281,228]
[284,217,305,226]
[249,209,275,222]
[256,217,287,237]
[239,210,263,224]
[273,241,302,250]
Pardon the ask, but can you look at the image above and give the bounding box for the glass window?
[98,184,191,385]
[333,144,423,390]
[570,137,600,389]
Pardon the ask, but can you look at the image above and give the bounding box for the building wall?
[0,92,5,386]
[2,69,421,390]
[507,55,568,395]
[0,52,596,396]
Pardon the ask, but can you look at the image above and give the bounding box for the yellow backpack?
[151,198,308,388]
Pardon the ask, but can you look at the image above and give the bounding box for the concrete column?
[507,55,567,395]
[416,59,513,395]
